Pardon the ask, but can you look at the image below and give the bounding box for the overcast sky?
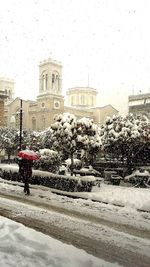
[0,0,150,115]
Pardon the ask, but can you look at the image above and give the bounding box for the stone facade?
[4,98,35,129]
[91,105,118,125]
[66,87,97,108]
[4,58,118,131]
[0,90,7,126]
[0,77,14,103]
[129,93,150,119]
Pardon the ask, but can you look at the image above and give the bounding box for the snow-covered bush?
[51,113,78,174]
[0,127,19,160]
[50,113,102,172]
[24,130,42,151]
[0,165,95,192]
[100,113,150,167]
[33,148,61,173]
[65,158,82,170]
[39,127,53,149]
[76,117,102,165]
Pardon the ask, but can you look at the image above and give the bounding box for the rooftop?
[39,58,62,67]
[129,93,150,100]
[0,77,14,83]
[67,87,97,93]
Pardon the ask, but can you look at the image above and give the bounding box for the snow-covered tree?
[29,131,42,151]
[76,118,102,165]
[100,113,150,169]
[0,127,44,161]
[51,113,78,175]
[50,113,102,172]
[19,130,42,151]
[33,148,61,173]
[0,127,19,160]
[38,127,53,149]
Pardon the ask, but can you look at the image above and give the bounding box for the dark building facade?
[128,93,150,119]
[0,90,7,126]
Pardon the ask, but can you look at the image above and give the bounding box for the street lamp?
[19,99,23,151]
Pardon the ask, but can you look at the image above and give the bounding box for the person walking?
[18,158,33,195]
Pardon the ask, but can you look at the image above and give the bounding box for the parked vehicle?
[104,168,123,185]
[73,166,101,177]
[124,169,150,188]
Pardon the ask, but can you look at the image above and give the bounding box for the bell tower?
[36,58,64,129]
[38,58,62,96]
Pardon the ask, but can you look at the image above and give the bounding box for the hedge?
[0,166,96,192]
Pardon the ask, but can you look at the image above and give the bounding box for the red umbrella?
[17,150,41,161]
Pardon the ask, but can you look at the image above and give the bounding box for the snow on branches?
[50,113,102,167]
[100,113,150,164]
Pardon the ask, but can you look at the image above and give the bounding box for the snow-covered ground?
[0,163,150,212]
[0,216,122,267]
[0,164,150,267]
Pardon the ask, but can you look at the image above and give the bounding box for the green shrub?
[0,168,94,192]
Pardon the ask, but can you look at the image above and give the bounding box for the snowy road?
[0,181,150,267]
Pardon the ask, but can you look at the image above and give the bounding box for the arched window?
[71,96,74,105]
[56,74,59,92]
[41,71,48,91]
[45,74,48,90]
[41,116,46,129]
[42,74,45,91]
[81,95,85,105]
[52,71,60,93]
[52,74,55,83]
[32,117,36,131]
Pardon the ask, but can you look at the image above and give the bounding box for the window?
[129,99,145,106]
[32,117,36,131]
[41,116,46,129]
[71,96,74,105]
[45,74,48,90]
[54,100,60,109]
[42,74,45,91]
[146,98,150,104]
[81,95,85,105]
[52,74,55,83]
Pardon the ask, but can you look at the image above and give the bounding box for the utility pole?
[19,99,23,151]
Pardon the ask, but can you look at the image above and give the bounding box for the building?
[0,90,7,126]
[4,58,118,131]
[66,87,97,108]
[0,77,14,104]
[128,93,150,119]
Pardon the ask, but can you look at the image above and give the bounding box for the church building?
[3,58,118,131]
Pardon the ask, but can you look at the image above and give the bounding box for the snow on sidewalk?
[0,215,122,267]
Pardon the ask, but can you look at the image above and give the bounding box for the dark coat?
[19,159,33,180]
